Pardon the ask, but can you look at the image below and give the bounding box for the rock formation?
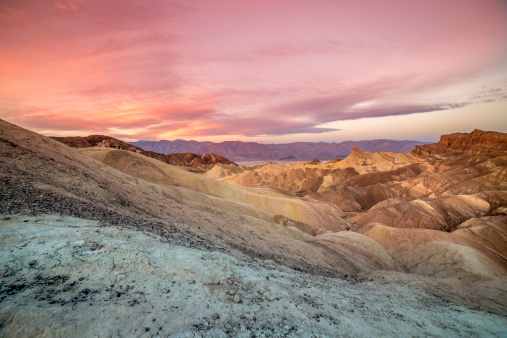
[412,129,507,156]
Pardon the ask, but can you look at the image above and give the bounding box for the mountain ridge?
[132,138,426,162]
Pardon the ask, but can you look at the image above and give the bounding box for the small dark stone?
[145,327,150,332]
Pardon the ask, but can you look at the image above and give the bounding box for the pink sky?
[1,0,506,142]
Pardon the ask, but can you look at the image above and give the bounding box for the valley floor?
[1,215,506,337]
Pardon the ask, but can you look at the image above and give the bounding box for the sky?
[1,0,506,143]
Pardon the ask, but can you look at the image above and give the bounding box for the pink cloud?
[0,0,506,140]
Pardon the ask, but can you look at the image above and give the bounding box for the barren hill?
[1,119,506,336]
[52,135,236,170]
[218,135,507,282]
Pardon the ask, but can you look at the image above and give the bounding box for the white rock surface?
[0,215,506,337]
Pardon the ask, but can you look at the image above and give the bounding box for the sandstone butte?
[1,120,506,337]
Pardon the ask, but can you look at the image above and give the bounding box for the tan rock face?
[453,216,507,258]
[351,194,493,232]
[363,225,507,280]
[306,232,395,274]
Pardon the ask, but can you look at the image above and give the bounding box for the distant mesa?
[52,135,236,170]
[412,129,507,156]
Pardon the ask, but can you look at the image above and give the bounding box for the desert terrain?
[1,119,506,337]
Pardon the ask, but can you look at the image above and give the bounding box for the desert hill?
[1,120,507,336]
[132,138,426,162]
[52,135,236,170]
[217,131,507,281]
[0,119,365,277]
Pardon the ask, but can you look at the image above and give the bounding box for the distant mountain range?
[131,139,426,162]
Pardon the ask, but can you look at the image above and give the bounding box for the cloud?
[0,0,506,141]
[184,117,339,137]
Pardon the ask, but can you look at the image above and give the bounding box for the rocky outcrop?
[412,129,507,156]
[52,135,236,170]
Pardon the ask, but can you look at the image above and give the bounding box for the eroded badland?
[1,120,506,337]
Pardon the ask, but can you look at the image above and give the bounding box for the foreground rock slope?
[2,215,506,337]
[1,120,506,336]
